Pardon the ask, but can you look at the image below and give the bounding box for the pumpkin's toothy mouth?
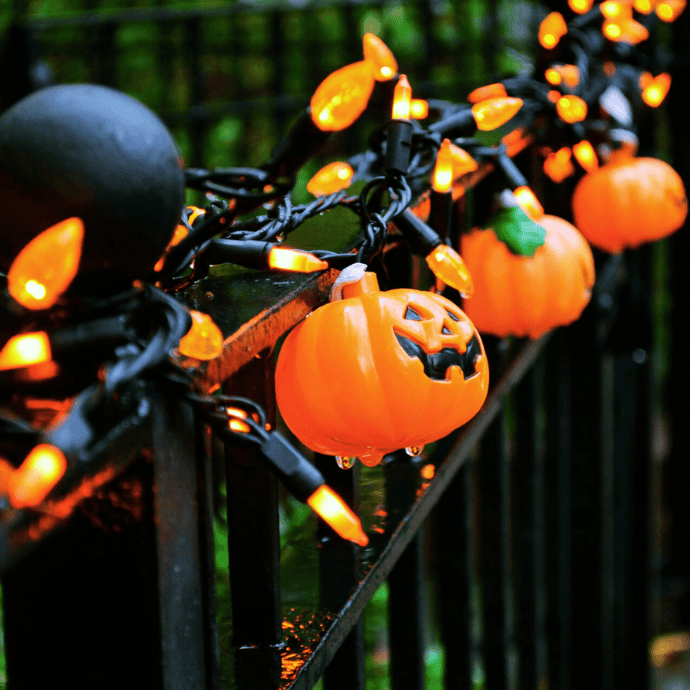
[394,333,482,381]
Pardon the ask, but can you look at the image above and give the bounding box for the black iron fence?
[0,1,689,689]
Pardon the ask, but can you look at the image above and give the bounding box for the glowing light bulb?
[556,95,587,123]
[177,310,223,360]
[410,99,429,119]
[471,97,523,131]
[514,186,545,220]
[8,217,84,310]
[604,18,649,42]
[0,332,52,370]
[362,33,398,81]
[656,0,686,20]
[639,71,653,89]
[267,246,329,273]
[449,143,479,177]
[634,0,654,12]
[539,12,568,49]
[543,147,575,183]
[307,161,354,196]
[467,83,508,104]
[425,245,474,297]
[8,444,67,508]
[573,140,599,171]
[569,0,594,11]
[307,485,368,546]
[229,418,252,433]
[392,74,412,121]
[310,61,375,132]
[642,73,672,106]
[545,68,562,86]
[601,1,633,19]
[432,139,454,193]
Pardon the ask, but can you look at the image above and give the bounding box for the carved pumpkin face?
[275,272,489,466]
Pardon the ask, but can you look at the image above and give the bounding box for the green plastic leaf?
[487,206,547,257]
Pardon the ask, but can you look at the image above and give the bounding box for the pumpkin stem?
[488,206,546,257]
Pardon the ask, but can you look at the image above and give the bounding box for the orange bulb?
[656,0,686,20]
[543,147,575,183]
[467,83,508,104]
[8,217,84,310]
[306,161,354,196]
[362,33,398,81]
[268,246,329,273]
[8,444,67,508]
[545,68,562,86]
[514,186,545,220]
[601,1,633,19]
[229,418,251,433]
[177,310,223,360]
[642,73,672,107]
[471,97,523,131]
[432,139,454,193]
[603,60,617,77]
[410,99,429,119]
[604,18,649,42]
[425,245,474,297]
[0,332,51,370]
[634,0,654,12]
[449,143,478,178]
[307,485,368,546]
[573,141,599,171]
[556,95,588,123]
[639,71,654,89]
[310,61,375,132]
[392,74,412,121]
[548,90,561,103]
[569,0,594,11]
[539,12,568,49]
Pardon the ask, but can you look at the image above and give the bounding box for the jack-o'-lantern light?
[275,264,489,467]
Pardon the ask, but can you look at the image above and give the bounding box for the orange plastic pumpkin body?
[275,275,489,466]
[461,215,595,339]
[572,156,687,253]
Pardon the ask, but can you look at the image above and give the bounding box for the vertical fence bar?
[224,352,283,689]
[152,393,219,690]
[477,338,512,690]
[386,453,426,690]
[317,455,366,690]
[543,327,573,690]
[514,356,547,690]
[434,460,473,689]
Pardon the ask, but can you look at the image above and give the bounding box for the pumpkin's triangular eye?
[442,325,453,334]
[404,306,423,321]
[446,309,460,322]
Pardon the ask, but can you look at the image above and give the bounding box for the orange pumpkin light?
[573,140,599,171]
[461,213,595,339]
[275,268,489,467]
[572,156,688,252]
[310,61,375,132]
